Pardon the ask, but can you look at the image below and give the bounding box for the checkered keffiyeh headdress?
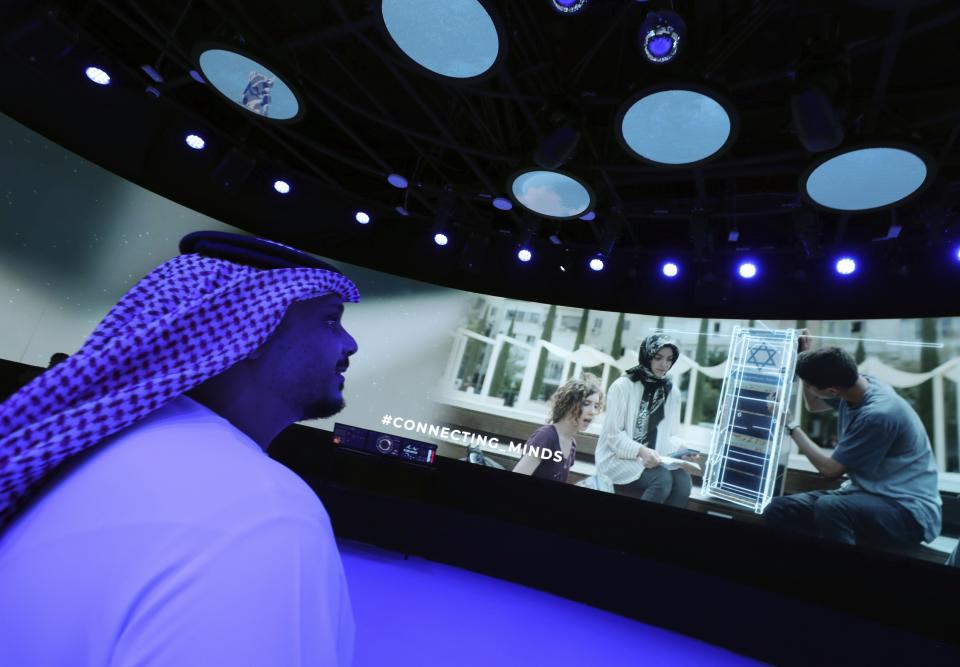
[0,232,360,531]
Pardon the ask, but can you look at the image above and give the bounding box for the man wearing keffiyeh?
[0,232,358,666]
[596,334,701,507]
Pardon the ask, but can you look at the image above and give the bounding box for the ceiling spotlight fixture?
[639,10,685,64]
[141,64,164,83]
[955,245,960,262]
[387,173,409,189]
[802,144,934,213]
[509,169,593,219]
[196,47,302,121]
[434,232,449,246]
[395,206,410,216]
[492,197,513,211]
[355,211,371,225]
[380,0,502,80]
[662,261,679,278]
[517,247,533,263]
[273,180,291,194]
[85,66,111,85]
[589,254,605,272]
[579,211,596,221]
[618,85,736,166]
[185,134,206,150]
[738,262,758,280]
[835,256,857,276]
[551,0,589,14]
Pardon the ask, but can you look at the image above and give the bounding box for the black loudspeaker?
[791,86,844,153]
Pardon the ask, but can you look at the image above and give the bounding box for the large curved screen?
[1,112,957,572]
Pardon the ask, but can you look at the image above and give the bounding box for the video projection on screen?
[1,112,957,570]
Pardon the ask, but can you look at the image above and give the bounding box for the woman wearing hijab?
[595,334,699,507]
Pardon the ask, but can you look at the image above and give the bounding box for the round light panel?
[804,146,931,212]
[510,170,593,219]
[198,49,301,121]
[620,88,734,166]
[381,0,500,80]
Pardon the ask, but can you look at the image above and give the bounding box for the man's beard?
[304,396,346,421]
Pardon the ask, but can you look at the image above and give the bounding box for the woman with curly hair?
[512,374,603,483]
[596,334,700,507]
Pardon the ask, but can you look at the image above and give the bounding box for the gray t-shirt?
[829,375,942,542]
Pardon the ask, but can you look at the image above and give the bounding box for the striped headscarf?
[0,235,359,531]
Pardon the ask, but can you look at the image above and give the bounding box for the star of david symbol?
[746,343,778,371]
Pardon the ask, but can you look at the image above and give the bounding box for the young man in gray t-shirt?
[763,340,942,549]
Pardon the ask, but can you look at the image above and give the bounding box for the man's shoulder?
[87,399,326,525]
[862,379,912,419]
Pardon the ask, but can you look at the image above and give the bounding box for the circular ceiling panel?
[381,0,500,80]
[803,146,932,212]
[198,48,301,121]
[619,87,735,166]
[510,170,593,219]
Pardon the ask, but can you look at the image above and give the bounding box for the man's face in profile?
[267,294,359,421]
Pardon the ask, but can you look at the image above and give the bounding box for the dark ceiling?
[3,0,960,319]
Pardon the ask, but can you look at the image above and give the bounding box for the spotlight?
[662,262,679,278]
[85,66,111,85]
[387,173,408,189]
[589,254,605,272]
[580,211,596,221]
[185,134,206,150]
[395,206,410,216]
[953,245,960,262]
[434,232,449,246]
[517,247,533,263]
[639,11,685,64]
[738,262,758,279]
[141,64,164,83]
[835,256,856,275]
[492,197,513,211]
[355,211,370,225]
[273,180,291,194]
[552,0,589,15]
